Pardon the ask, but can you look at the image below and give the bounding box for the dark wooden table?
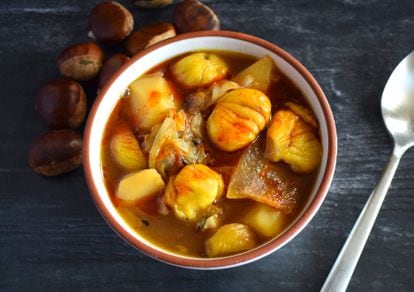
[1,0,413,291]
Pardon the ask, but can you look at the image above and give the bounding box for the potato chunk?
[171,52,228,89]
[128,73,178,131]
[110,123,147,170]
[205,223,257,257]
[265,109,322,173]
[242,203,287,238]
[164,164,224,222]
[116,169,165,206]
[232,55,279,93]
[207,88,271,151]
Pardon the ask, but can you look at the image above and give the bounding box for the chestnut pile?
[28,0,221,176]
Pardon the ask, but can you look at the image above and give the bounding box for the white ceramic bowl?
[83,31,337,269]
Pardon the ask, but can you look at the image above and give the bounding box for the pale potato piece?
[232,55,279,93]
[171,52,228,88]
[205,223,256,257]
[116,169,165,205]
[242,202,287,238]
[207,88,271,151]
[164,164,224,222]
[110,123,147,170]
[128,73,178,131]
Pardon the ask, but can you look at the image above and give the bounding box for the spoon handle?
[321,146,405,292]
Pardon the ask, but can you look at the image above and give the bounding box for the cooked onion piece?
[147,110,208,178]
[171,52,228,89]
[128,72,179,132]
[207,88,271,151]
[265,109,322,173]
[164,164,224,222]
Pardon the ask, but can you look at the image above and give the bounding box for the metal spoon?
[321,50,414,292]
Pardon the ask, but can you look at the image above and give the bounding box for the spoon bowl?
[322,50,414,291]
[382,51,414,147]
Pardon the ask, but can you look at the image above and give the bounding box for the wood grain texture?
[0,0,413,291]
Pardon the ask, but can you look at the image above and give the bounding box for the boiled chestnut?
[28,129,82,176]
[131,0,173,9]
[57,42,104,81]
[36,78,87,129]
[174,0,220,33]
[99,53,130,88]
[90,1,134,44]
[125,22,176,56]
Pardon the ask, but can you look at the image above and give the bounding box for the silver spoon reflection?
[321,50,414,292]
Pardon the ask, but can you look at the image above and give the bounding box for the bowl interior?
[84,32,336,269]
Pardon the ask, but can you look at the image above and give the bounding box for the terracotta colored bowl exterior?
[83,31,337,269]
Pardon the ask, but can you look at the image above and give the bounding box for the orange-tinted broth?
[101,50,318,257]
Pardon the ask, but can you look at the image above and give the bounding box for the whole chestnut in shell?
[28,129,82,176]
[174,0,220,33]
[99,53,130,88]
[125,22,176,56]
[131,0,173,9]
[57,42,104,81]
[36,78,87,130]
[90,1,134,44]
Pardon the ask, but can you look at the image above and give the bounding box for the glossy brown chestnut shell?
[36,78,87,130]
[99,53,130,88]
[57,42,104,81]
[131,0,173,9]
[90,1,134,44]
[174,0,220,34]
[125,22,176,56]
[28,129,83,176]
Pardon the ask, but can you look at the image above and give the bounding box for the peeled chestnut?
[90,1,134,44]
[28,129,82,176]
[174,0,220,33]
[57,42,104,81]
[99,54,130,88]
[132,0,173,9]
[125,22,176,56]
[36,78,87,129]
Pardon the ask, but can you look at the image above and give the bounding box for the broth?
[101,50,320,257]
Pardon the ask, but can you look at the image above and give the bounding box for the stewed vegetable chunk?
[265,109,322,173]
[242,202,287,238]
[171,52,228,89]
[116,169,165,206]
[164,164,224,222]
[232,55,279,93]
[205,223,257,257]
[128,72,179,132]
[207,88,271,151]
[110,123,147,170]
[227,136,299,214]
[146,110,208,178]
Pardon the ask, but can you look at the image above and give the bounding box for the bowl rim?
[83,30,337,269]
